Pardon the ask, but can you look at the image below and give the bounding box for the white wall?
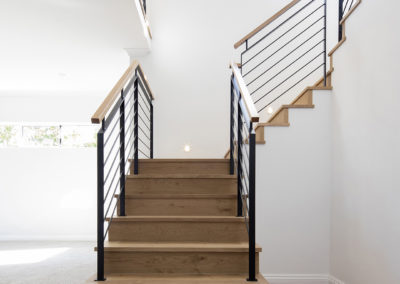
[0,148,96,240]
[135,0,339,158]
[0,95,101,240]
[258,90,332,279]
[330,1,400,283]
[137,0,293,158]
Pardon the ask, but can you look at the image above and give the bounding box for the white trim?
[263,274,330,284]
[0,235,96,241]
[329,275,346,284]
[263,274,345,284]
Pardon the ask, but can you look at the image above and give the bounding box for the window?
[0,124,97,148]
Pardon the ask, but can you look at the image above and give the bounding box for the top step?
[131,159,230,175]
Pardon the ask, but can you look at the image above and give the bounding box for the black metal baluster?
[339,0,344,41]
[150,102,154,159]
[230,77,235,175]
[134,75,139,174]
[247,123,257,282]
[96,120,106,281]
[237,99,243,217]
[119,90,126,216]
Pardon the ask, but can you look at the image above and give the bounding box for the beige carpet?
[0,241,95,284]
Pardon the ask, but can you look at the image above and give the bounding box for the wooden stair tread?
[100,242,262,252]
[106,216,245,222]
[127,174,236,179]
[129,159,229,163]
[87,274,269,283]
[115,194,237,199]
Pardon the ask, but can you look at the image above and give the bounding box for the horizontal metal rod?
[139,126,151,141]
[103,169,122,206]
[104,150,124,184]
[138,91,151,112]
[139,148,150,159]
[104,112,123,146]
[103,193,121,240]
[343,0,350,12]
[255,51,324,104]
[247,23,325,87]
[139,137,151,151]
[259,63,324,112]
[104,177,122,219]
[250,39,324,95]
[243,0,315,54]
[138,104,151,122]
[243,2,324,66]
[244,17,325,78]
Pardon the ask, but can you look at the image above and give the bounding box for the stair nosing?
[105,216,245,223]
[114,193,237,199]
[127,174,236,179]
[97,242,262,253]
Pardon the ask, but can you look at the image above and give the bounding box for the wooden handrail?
[91,60,154,124]
[230,62,259,122]
[234,0,301,49]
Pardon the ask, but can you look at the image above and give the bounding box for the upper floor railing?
[339,0,360,41]
[234,0,327,117]
[91,60,154,281]
[229,62,259,282]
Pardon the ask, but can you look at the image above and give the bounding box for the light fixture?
[184,144,191,152]
[267,106,274,114]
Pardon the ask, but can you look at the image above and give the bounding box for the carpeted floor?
[0,241,96,284]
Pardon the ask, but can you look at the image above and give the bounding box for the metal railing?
[229,63,259,282]
[92,62,154,281]
[236,0,327,116]
[339,0,356,40]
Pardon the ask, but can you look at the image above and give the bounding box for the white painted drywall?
[0,148,96,240]
[0,95,101,240]
[329,1,400,283]
[258,90,332,277]
[134,0,339,158]
[135,0,294,158]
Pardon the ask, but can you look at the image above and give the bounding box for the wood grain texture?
[104,251,259,275]
[101,242,262,252]
[131,159,230,175]
[108,217,248,243]
[125,176,236,195]
[118,195,236,216]
[231,62,260,122]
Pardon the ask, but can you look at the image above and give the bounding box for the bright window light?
[0,248,69,266]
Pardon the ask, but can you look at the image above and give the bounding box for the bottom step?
[87,274,269,283]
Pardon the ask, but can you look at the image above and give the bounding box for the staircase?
[89,0,362,282]
[98,159,266,283]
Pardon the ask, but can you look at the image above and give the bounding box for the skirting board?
[264,274,345,284]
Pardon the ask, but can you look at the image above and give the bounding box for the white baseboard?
[0,235,96,241]
[329,275,345,284]
[264,274,345,284]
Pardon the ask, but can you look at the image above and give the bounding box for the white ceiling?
[0,0,150,95]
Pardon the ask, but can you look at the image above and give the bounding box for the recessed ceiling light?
[184,144,191,152]
[267,106,274,114]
